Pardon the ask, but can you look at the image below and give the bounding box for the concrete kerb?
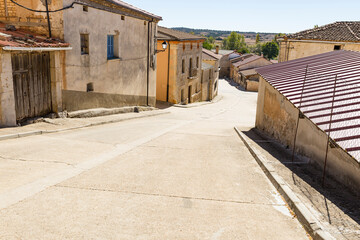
[173,95,223,108]
[0,111,170,142]
[234,127,336,240]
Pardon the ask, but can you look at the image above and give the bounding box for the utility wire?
[9,0,75,13]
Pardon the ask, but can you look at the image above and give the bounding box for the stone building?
[278,21,360,62]
[0,0,162,125]
[230,54,272,91]
[156,26,205,104]
[201,49,221,101]
[256,50,360,193]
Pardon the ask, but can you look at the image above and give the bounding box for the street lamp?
[156,41,168,53]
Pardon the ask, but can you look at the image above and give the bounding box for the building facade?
[278,21,360,62]
[0,0,162,126]
[201,49,221,101]
[156,27,205,104]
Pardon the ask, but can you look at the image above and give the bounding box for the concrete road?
[0,80,309,239]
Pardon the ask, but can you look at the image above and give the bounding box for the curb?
[173,95,223,108]
[0,111,170,142]
[234,127,335,240]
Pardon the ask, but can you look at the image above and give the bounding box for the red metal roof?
[0,23,69,48]
[256,50,360,161]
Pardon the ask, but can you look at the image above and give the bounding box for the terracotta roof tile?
[202,48,222,60]
[0,23,70,48]
[287,21,360,42]
[157,26,206,41]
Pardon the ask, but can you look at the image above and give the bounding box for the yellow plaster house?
[278,21,360,62]
[156,27,205,104]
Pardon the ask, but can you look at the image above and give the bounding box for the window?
[190,43,193,50]
[334,45,341,50]
[189,58,193,73]
[196,56,199,68]
[182,59,185,73]
[121,16,125,21]
[80,34,89,55]
[83,6,88,12]
[183,44,185,51]
[107,35,115,59]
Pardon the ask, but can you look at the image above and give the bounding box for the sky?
[123,0,360,33]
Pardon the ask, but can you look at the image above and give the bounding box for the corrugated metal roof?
[0,23,69,48]
[256,50,360,162]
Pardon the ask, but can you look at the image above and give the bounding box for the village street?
[0,80,309,239]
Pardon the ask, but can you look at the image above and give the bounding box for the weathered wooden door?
[12,52,52,122]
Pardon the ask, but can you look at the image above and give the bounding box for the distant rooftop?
[202,48,222,60]
[212,49,234,55]
[286,21,360,42]
[157,27,205,41]
[202,62,213,70]
[107,0,162,20]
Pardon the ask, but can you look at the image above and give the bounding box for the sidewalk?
[0,109,170,141]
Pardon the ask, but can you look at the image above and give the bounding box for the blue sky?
[124,0,360,33]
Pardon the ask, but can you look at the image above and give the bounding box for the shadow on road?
[241,128,360,237]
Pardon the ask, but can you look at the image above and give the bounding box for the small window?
[191,43,193,50]
[196,56,199,68]
[107,35,115,59]
[80,34,89,55]
[183,44,185,51]
[83,6,88,12]
[182,59,185,73]
[197,43,199,49]
[181,89,184,102]
[189,58,193,72]
[334,45,341,50]
[121,16,125,21]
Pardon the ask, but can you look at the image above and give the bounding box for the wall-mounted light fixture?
[156,41,168,53]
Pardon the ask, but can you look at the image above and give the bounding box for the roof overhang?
[2,46,73,51]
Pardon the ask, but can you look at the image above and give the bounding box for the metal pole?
[322,75,338,187]
[45,0,52,38]
[291,65,308,162]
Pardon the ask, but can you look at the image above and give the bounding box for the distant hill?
[171,27,278,44]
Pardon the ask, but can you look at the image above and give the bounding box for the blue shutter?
[107,35,114,59]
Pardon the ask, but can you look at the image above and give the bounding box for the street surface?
[0,80,309,239]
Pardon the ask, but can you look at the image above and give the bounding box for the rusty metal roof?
[256,50,360,161]
[0,23,70,48]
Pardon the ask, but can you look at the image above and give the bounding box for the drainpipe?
[166,41,170,102]
[45,0,52,38]
[4,0,8,17]
[146,19,154,106]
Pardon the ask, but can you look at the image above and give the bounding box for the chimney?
[215,45,219,54]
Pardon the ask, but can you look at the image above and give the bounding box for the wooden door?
[12,52,52,122]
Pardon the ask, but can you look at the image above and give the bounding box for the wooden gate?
[12,52,52,122]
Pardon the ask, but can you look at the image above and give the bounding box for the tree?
[249,43,263,55]
[203,36,215,50]
[261,41,279,59]
[255,33,260,44]
[222,32,249,53]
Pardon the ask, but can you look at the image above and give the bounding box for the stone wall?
[256,77,360,193]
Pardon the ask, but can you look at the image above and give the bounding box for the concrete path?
[0,80,309,239]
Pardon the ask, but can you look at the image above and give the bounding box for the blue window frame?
[107,35,114,59]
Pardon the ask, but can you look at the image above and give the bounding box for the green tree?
[222,32,249,53]
[255,33,260,44]
[203,36,215,50]
[249,43,263,55]
[261,41,279,59]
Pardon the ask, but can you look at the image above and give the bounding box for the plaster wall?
[256,77,360,193]
[156,41,169,102]
[279,40,360,62]
[219,54,230,78]
[62,3,157,110]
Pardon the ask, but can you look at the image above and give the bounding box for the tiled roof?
[0,23,70,48]
[212,49,234,55]
[256,50,360,161]
[157,27,206,41]
[202,48,222,60]
[287,21,360,42]
[233,55,263,67]
[106,0,162,20]
[239,69,257,77]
